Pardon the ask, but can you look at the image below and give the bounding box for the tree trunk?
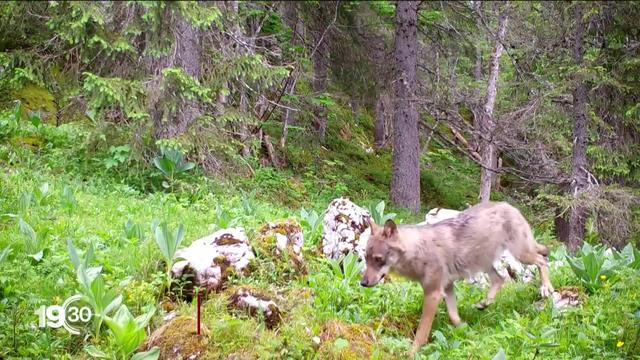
[312,32,329,139]
[280,1,303,148]
[567,4,589,253]
[471,1,483,152]
[151,14,202,139]
[479,10,508,203]
[311,2,332,140]
[390,0,420,214]
[374,92,390,149]
[372,27,389,149]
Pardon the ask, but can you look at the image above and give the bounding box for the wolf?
[360,201,554,355]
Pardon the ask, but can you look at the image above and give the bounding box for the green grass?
[0,121,638,359]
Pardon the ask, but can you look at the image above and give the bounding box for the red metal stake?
[196,290,201,336]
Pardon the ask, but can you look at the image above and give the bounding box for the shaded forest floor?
[1,114,639,359]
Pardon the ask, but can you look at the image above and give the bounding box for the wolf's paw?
[540,285,554,298]
[474,300,491,310]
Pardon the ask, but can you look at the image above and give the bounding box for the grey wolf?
[360,201,554,354]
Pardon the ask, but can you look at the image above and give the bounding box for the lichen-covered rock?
[256,219,305,271]
[228,287,282,329]
[142,316,209,360]
[321,198,372,261]
[171,228,254,293]
[535,286,581,311]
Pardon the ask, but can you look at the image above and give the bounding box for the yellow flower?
[600,275,607,281]
[617,341,624,348]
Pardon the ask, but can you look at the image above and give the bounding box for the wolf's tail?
[536,244,549,257]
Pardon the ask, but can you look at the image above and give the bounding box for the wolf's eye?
[373,255,385,265]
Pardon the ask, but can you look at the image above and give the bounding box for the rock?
[171,228,255,293]
[256,219,305,271]
[321,198,372,261]
[420,207,461,225]
[142,316,209,360]
[535,286,581,311]
[228,288,282,329]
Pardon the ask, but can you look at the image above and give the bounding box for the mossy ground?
[0,108,638,359]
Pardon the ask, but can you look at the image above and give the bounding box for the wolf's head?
[360,219,402,287]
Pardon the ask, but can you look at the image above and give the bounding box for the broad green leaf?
[131,347,160,360]
[84,345,110,358]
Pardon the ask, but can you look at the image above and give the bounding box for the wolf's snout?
[360,279,369,287]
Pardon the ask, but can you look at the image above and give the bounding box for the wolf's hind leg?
[475,267,505,310]
[444,283,461,326]
[515,250,554,297]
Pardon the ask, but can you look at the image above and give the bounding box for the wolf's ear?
[366,217,379,233]
[382,219,397,237]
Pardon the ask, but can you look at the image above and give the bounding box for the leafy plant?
[368,200,396,226]
[67,239,100,276]
[104,305,157,359]
[86,305,159,360]
[153,146,195,190]
[123,219,145,242]
[18,218,48,263]
[34,182,51,205]
[0,246,11,265]
[68,239,121,338]
[239,190,256,216]
[60,185,77,213]
[103,145,130,170]
[299,207,323,246]
[614,242,640,270]
[76,264,123,338]
[27,111,41,127]
[17,191,33,214]
[325,251,363,284]
[566,243,619,293]
[215,205,239,229]
[154,222,185,291]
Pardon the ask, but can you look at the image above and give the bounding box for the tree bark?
[372,28,389,149]
[470,1,483,152]
[151,13,202,139]
[390,0,420,214]
[280,1,304,148]
[567,4,589,253]
[311,1,333,140]
[374,92,391,149]
[479,10,508,203]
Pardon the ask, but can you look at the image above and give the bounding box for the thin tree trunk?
[372,28,389,149]
[479,10,508,203]
[374,92,390,149]
[151,14,202,139]
[567,4,589,253]
[280,71,298,148]
[471,1,483,152]
[311,2,332,140]
[312,33,329,139]
[230,0,252,157]
[280,1,303,149]
[390,0,420,214]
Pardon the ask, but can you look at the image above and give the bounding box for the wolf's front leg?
[410,288,442,356]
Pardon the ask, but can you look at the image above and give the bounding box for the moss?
[10,135,43,148]
[142,316,209,360]
[318,320,376,360]
[253,219,306,278]
[12,84,57,121]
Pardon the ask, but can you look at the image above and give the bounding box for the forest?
[0,1,639,359]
